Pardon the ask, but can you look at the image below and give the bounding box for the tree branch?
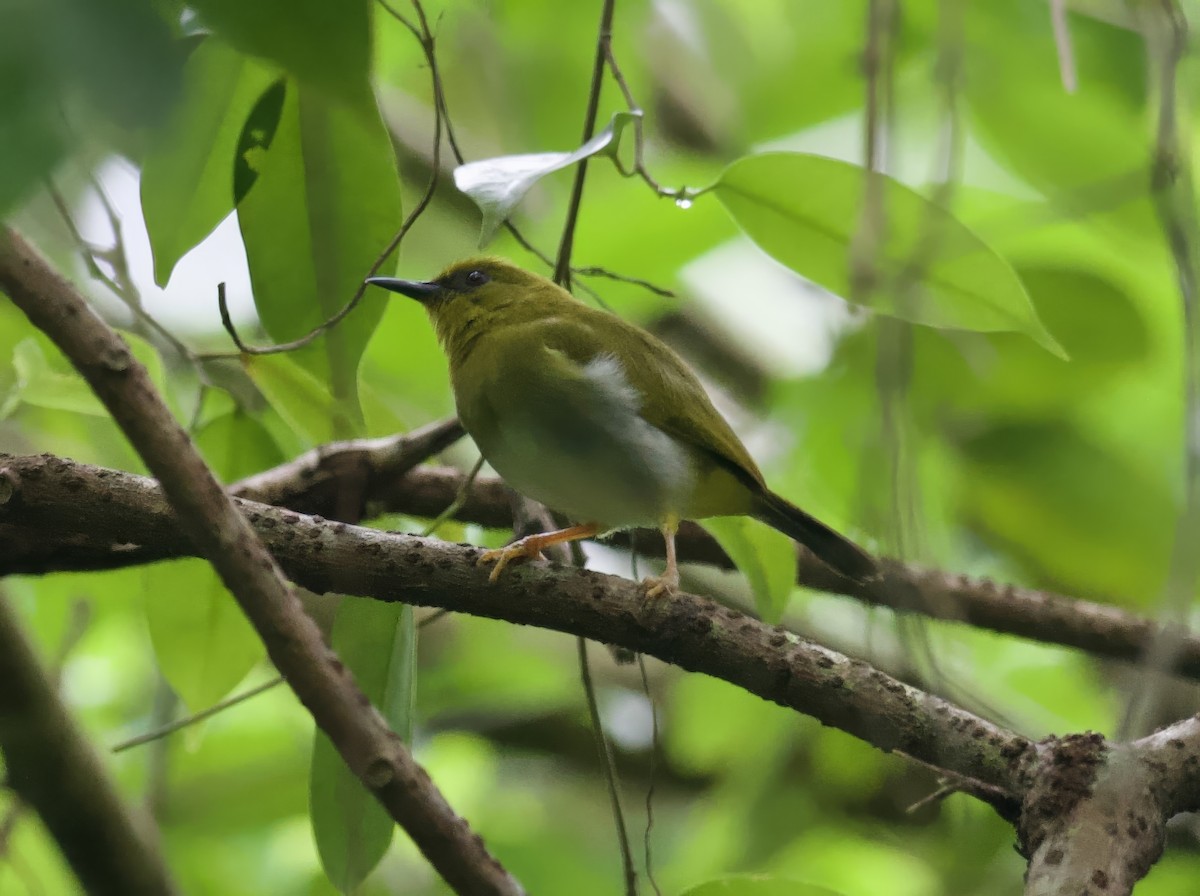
[1019,735,1166,896]
[6,453,1199,682]
[0,452,1033,807]
[0,226,525,896]
[0,594,179,896]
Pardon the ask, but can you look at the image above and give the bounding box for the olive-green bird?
[368,258,876,595]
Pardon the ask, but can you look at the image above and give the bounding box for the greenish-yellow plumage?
[368,257,875,594]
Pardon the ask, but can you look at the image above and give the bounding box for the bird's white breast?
[474,352,695,528]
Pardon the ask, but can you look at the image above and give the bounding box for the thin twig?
[46,181,199,367]
[1049,0,1078,94]
[636,655,662,896]
[578,638,638,896]
[553,0,618,288]
[421,457,485,538]
[1120,0,1200,740]
[111,676,286,753]
[600,41,689,203]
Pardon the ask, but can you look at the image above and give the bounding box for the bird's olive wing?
[539,309,767,489]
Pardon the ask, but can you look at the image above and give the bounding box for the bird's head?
[367,257,575,359]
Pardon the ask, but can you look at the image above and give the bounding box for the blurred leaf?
[141,39,277,287]
[237,81,402,429]
[682,876,845,896]
[9,338,106,417]
[713,152,1065,357]
[7,332,173,419]
[455,111,639,244]
[915,265,1150,416]
[186,0,372,109]
[312,599,415,892]
[0,0,182,213]
[242,353,338,447]
[144,560,263,711]
[964,1,1149,228]
[193,407,285,484]
[145,412,281,709]
[959,421,1174,602]
[772,831,941,896]
[700,516,795,623]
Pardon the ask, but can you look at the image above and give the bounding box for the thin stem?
[554,0,617,288]
[577,637,638,896]
[111,676,286,753]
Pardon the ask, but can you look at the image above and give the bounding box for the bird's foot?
[641,570,679,599]
[478,538,547,583]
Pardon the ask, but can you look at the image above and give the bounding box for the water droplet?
[674,196,693,210]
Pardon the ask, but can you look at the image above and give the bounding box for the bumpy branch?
[0,451,1033,808]
[6,450,1198,682]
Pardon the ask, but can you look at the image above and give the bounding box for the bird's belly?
[468,386,695,529]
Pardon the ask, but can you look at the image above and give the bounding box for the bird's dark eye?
[465,269,489,288]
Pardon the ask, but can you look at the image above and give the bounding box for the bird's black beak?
[365,277,442,303]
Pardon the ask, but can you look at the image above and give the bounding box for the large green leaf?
[186,0,372,110]
[141,39,277,287]
[311,599,416,893]
[237,81,403,430]
[701,516,795,623]
[242,353,339,447]
[713,152,1065,357]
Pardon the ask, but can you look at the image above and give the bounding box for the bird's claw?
[641,572,679,599]
[478,541,547,583]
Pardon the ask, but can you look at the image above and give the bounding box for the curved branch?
[6,453,1197,682]
[0,595,179,895]
[0,452,1032,807]
[0,226,525,896]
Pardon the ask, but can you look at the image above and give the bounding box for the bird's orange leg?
[479,523,602,583]
[643,516,680,598]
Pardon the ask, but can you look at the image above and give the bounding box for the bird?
[367,257,876,596]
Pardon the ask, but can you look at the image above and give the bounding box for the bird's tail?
[751,490,877,581]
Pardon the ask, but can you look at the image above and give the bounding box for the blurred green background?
[3,0,1200,893]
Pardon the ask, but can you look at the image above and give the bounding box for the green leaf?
[237,81,403,430]
[144,560,264,712]
[713,152,1066,357]
[312,599,416,892]
[454,111,639,244]
[959,421,1174,603]
[141,39,277,287]
[7,332,173,419]
[964,2,1149,226]
[186,0,372,110]
[681,874,845,896]
[233,79,288,204]
[700,516,795,623]
[144,412,281,710]
[0,0,182,213]
[242,353,339,447]
[916,265,1150,415]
